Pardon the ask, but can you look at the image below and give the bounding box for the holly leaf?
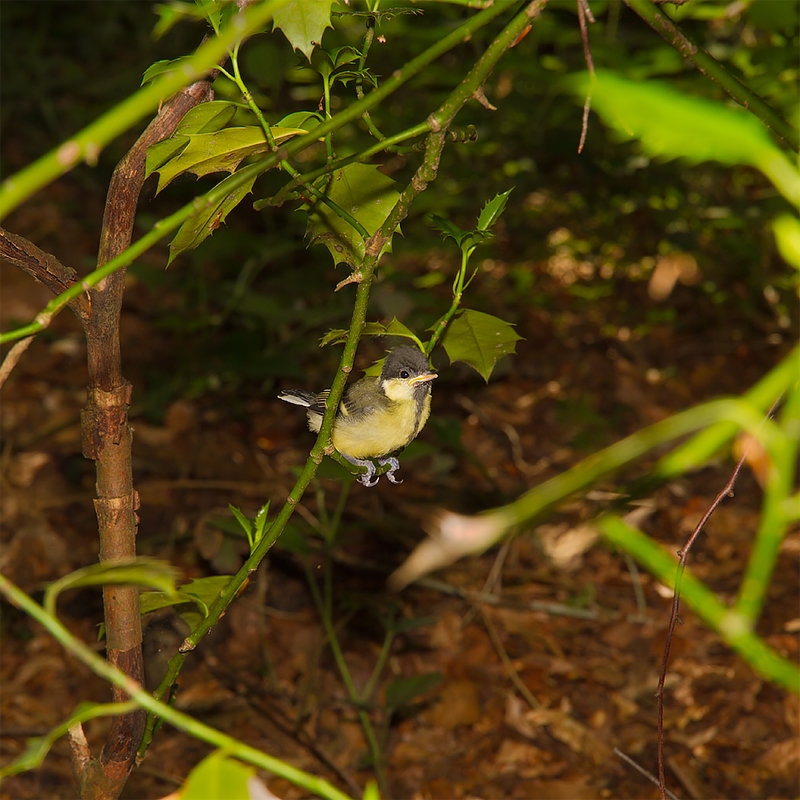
[141,56,195,87]
[273,0,334,61]
[167,170,258,264]
[319,321,388,346]
[145,101,238,178]
[150,125,305,193]
[306,163,400,267]
[477,187,514,231]
[441,309,522,382]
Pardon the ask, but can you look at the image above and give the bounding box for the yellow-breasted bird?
[278,346,437,486]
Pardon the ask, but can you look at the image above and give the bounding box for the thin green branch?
[230,52,370,239]
[0,573,354,800]
[0,0,288,219]
[623,0,797,150]
[306,562,387,791]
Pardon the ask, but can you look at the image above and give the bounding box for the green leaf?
[141,56,195,87]
[476,187,514,231]
[181,751,254,800]
[442,309,522,382]
[151,125,305,194]
[575,70,779,168]
[273,0,334,61]
[253,501,271,547]
[278,110,323,130]
[167,170,258,264]
[429,213,489,253]
[195,0,223,33]
[229,503,255,549]
[320,321,388,346]
[44,558,179,616]
[145,101,238,178]
[384,317,421,343]
[384,672,443,710]
[306,163,400,267]
[176,100,240,136]
[140,575,233,619]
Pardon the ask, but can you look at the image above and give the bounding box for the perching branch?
[141,0,550,755]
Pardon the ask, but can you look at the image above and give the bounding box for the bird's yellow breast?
[331,390,431,459]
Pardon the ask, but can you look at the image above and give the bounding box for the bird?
[278,346,437,486]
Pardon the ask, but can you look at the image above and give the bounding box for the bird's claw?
[342,454,402,486]
[378,457,402,484]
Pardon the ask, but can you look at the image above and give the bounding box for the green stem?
[0,573,354,800]
[356,17,387,143]
[231,52,369,239]
[0,0,288,219]
[260,121,429,210]
[623,0,797,150]
[598,516,800,694]
[305,562,387,790]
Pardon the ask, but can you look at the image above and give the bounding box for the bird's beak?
[409,372,437,386]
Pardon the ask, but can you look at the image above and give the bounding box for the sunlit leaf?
[145,101,238,178]
[306,163,400,267]
[273,0,334,61]
[442,309,522,382]
[151,125,305,193]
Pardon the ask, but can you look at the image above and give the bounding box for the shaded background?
[1,2,798,798]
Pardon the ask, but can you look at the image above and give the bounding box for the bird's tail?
[277,389,317,407]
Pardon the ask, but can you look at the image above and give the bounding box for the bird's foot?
[342,454,380,487]
[377,457,402,484]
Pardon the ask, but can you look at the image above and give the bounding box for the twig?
[655,397,782,800]
[0,336,34,390]
[614,747,682,800]
[576,0,595,154]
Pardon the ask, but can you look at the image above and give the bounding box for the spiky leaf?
[442,309,522,382]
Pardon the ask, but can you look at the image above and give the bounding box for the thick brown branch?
[75,75,217,800]
[0,227,91,322]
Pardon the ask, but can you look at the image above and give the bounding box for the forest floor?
[1,191,798,800]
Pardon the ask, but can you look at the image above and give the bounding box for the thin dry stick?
[0,336,34,389]
[479,604,542,710]
[655,398,781,800]
[576,0,595,154]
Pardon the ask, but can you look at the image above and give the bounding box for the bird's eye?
[400,370,410,379]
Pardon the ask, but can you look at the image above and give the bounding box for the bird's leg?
[377,456,402,484]
[341,453,380,487]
